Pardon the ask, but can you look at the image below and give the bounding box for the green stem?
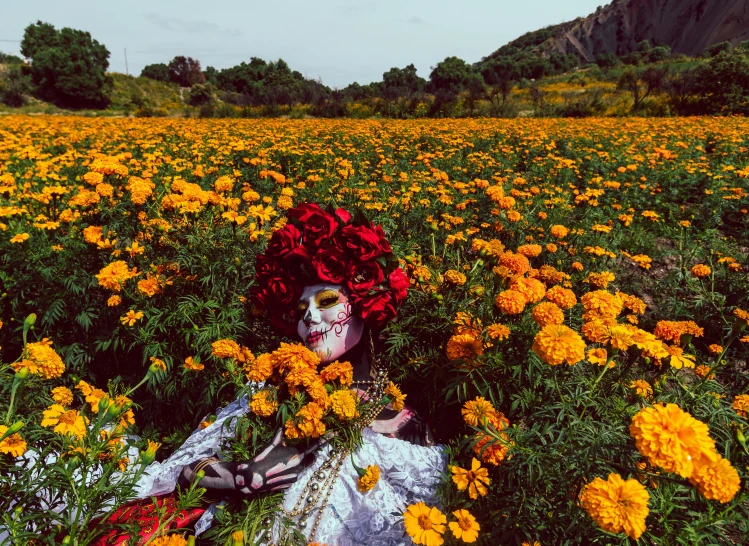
[579,355,613,420]
[5,382,19,424]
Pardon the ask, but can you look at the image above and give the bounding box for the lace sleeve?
[135,392,251,498]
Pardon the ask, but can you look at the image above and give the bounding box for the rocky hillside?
[490,0,749,63]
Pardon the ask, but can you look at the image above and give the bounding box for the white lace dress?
[135,391,448,545]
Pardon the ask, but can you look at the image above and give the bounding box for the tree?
[706,41,732,58]
[692,48,749,114]
[187,83,214,106]
[382,64,425,100]
[203,66,218,86]
[648,45,671,62]
[141,63,169,82]
[0,52,24,65]
[595,52,620,69]
[429,57,479,95]
[0,66,31,107]
[168,56,205,87]
[20,21,111,108]
[617,66,668,111]
[481,58,519,109]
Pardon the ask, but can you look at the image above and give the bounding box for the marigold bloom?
[545,285,577,309]
[581,290,623,320]
[580,473,649,540]
[96,260,139,292]
[550,224,569,239]
[486,323,510,341]
[629,379,653,398]
[443,270,467,286]
[449,509,480,543]
[150,536,187,546]
[453,312,482,337]
[357,464,380,493]
[330,389,359,420]
[271,342,320,374]
[495,290,527,315]
[516,244,542,258]
[689,456,741,503]
[586,348,608,366]
[41,405,88,439]
[76,380,107,412]
[211,339,241,359]
[250,389,278,417]
[531,302,564,327]
[446,334,484,362]
[16,341,65,379]
[690,264,711,278]
[51,386,73,406]
[384,382,406,411]
[183,356,204,371]
[509,277,546,304]
[498,252,530,275]
[403,502,446,546]
[586,271,616,289]
[320,360,354,386]
[732,394,749,418]
[665,345,696,369]
[9,233,29,243]
[532,324,586,366]
[107,295,122,307]
[451,458,490,499]
[461,397,498,427]
[629,404,718,478]
[708,344,723,355]
[121,309,144,327]
[0,425,27,457]
[245,353,274,382]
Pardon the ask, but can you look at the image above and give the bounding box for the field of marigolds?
[1,115,749,545]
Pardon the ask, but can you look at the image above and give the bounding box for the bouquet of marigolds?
[0,314,205,544]
[211,339,404,449]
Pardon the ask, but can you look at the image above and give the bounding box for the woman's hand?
[178,428,321,500]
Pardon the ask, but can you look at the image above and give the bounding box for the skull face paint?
[296,283,364,363]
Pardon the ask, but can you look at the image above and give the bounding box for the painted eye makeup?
[315,290,340,309]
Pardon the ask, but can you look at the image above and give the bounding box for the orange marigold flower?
[320,360,354,386]
[690,264,711,278]
[446,334,484,362]
[580,473,649,540]
[498,252,530,275]
[486,323,511,341]
[531,302,564,327]
[689,456,741,503]
[495,290,527,315]
[532,324,586,366]
[732,394,749,418]
[509,276,546,304]
[211,339,241,359]
[545,285,577,309]
[708,344,723,355]
[271,342,320,374]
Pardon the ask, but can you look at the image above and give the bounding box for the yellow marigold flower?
[211,339,241,359]
[653,320,703,343]
[509,276,546,304]
[531,302,564,327]
[461,397,498,426]
[550,224,569,239]
[451,458,490,499]
[733,308,749,325]
[120,309,144,327]
[665,345,696,369]
[51,386,73,406]
[150,535,187,546]
[689,456,741,503]
[10,233,29,243]
[690,264,711,278]
[403,502,446,546]
[617,292,646,314]
[732,394,749,418]
[15,341,66,379]
[0,425,27,457]
[532,324,586,366]
[486,323,510,341]
[149,356,167,372]
[586,348,608,366]
[137,274,163,297]
[580,473,649,540]
[76,380,107,412]
[453,312,482,337]
[41,405,88,439]
[245,353,274,382]
[472,413,511,466]
[545,285,577,309]
[446,334,484,362]
[107,295,122,307]
[96,260,139,292]
[443,270,467,286]
[357,464,380,493]
[629,379,653,398]
[250,389,278,417]
[581,290,623,320]
[495,289,527,315]
[295,402,326,439]
[320,360,354,386]
[183,356,204,371]
[330,389,359,421]
[384,382,406,411]
[630,403,718,478]
[271,342,320,374]
[506,210,522,223]
[585,271,616,289]
[449,509,480,543]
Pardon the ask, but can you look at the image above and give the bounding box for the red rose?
[313,245,349,284]
[288,204,337,249]
[334,207,352,224]
[347,261,384,294]
[283,246,317,284]
[336,224,389,262]
[359,290,397,329]
[388,267,409,302]
[267,224,301,258]
[266,269,301,307]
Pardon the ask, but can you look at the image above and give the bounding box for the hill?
[485,0,749,63]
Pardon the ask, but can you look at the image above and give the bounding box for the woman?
[102,204,447,545]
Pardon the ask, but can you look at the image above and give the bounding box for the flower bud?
[1,421,24,443]
[24,314,37,328]
[14,366,29,381]
[187,537,196,546]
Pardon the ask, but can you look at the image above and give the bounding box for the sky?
[0,1,605,88]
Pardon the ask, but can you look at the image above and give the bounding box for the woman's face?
[296,283,364,364]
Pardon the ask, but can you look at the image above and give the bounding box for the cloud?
[404,16,427,26]
[143,13,242,37]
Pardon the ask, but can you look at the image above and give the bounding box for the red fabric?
[90,493,206,545]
